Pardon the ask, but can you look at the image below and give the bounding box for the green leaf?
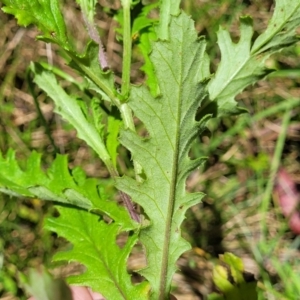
[252,1,300,53]
[116,12,209,299]
[24,268,72,300]
[30,62,113,170]
[208,16,267,116]
[1,0,70,49]
[138,29,160,96]
[222,252,244,284]
[132,2,159,96]
[45,206,149,300]
[211,253,258,300]
[207,293,225,300]
[131,2,159,37]
[213,265,236,295]
[0,150,134,229]
[115,2,158,40]
[209,0,300,117]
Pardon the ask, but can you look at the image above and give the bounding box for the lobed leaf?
[208,0,300,117]
[1,0,70,48]
[45,206,149,300]
[0,150,135,230]
[208,16,268,116]
[116,12,209,299]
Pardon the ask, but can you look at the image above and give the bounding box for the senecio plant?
[0,0,300,299]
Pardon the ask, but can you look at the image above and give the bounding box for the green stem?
[119,0,143,182]
[121,0,132,98]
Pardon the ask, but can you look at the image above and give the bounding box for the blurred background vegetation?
[0,0,300,299]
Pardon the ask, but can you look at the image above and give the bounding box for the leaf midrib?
[158,39,183,300]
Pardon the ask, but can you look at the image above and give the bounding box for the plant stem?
[119,1,144,182]
[121,0,132,98]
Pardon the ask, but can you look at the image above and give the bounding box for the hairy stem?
[81,11,109,70]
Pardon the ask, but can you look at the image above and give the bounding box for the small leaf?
[212,253,258,300]
[131,2,159,38]
[91,97,105,137]
[207,293,225,300]
[213,265,234,294]
[222,252,244,284]
[132,2,160,96]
